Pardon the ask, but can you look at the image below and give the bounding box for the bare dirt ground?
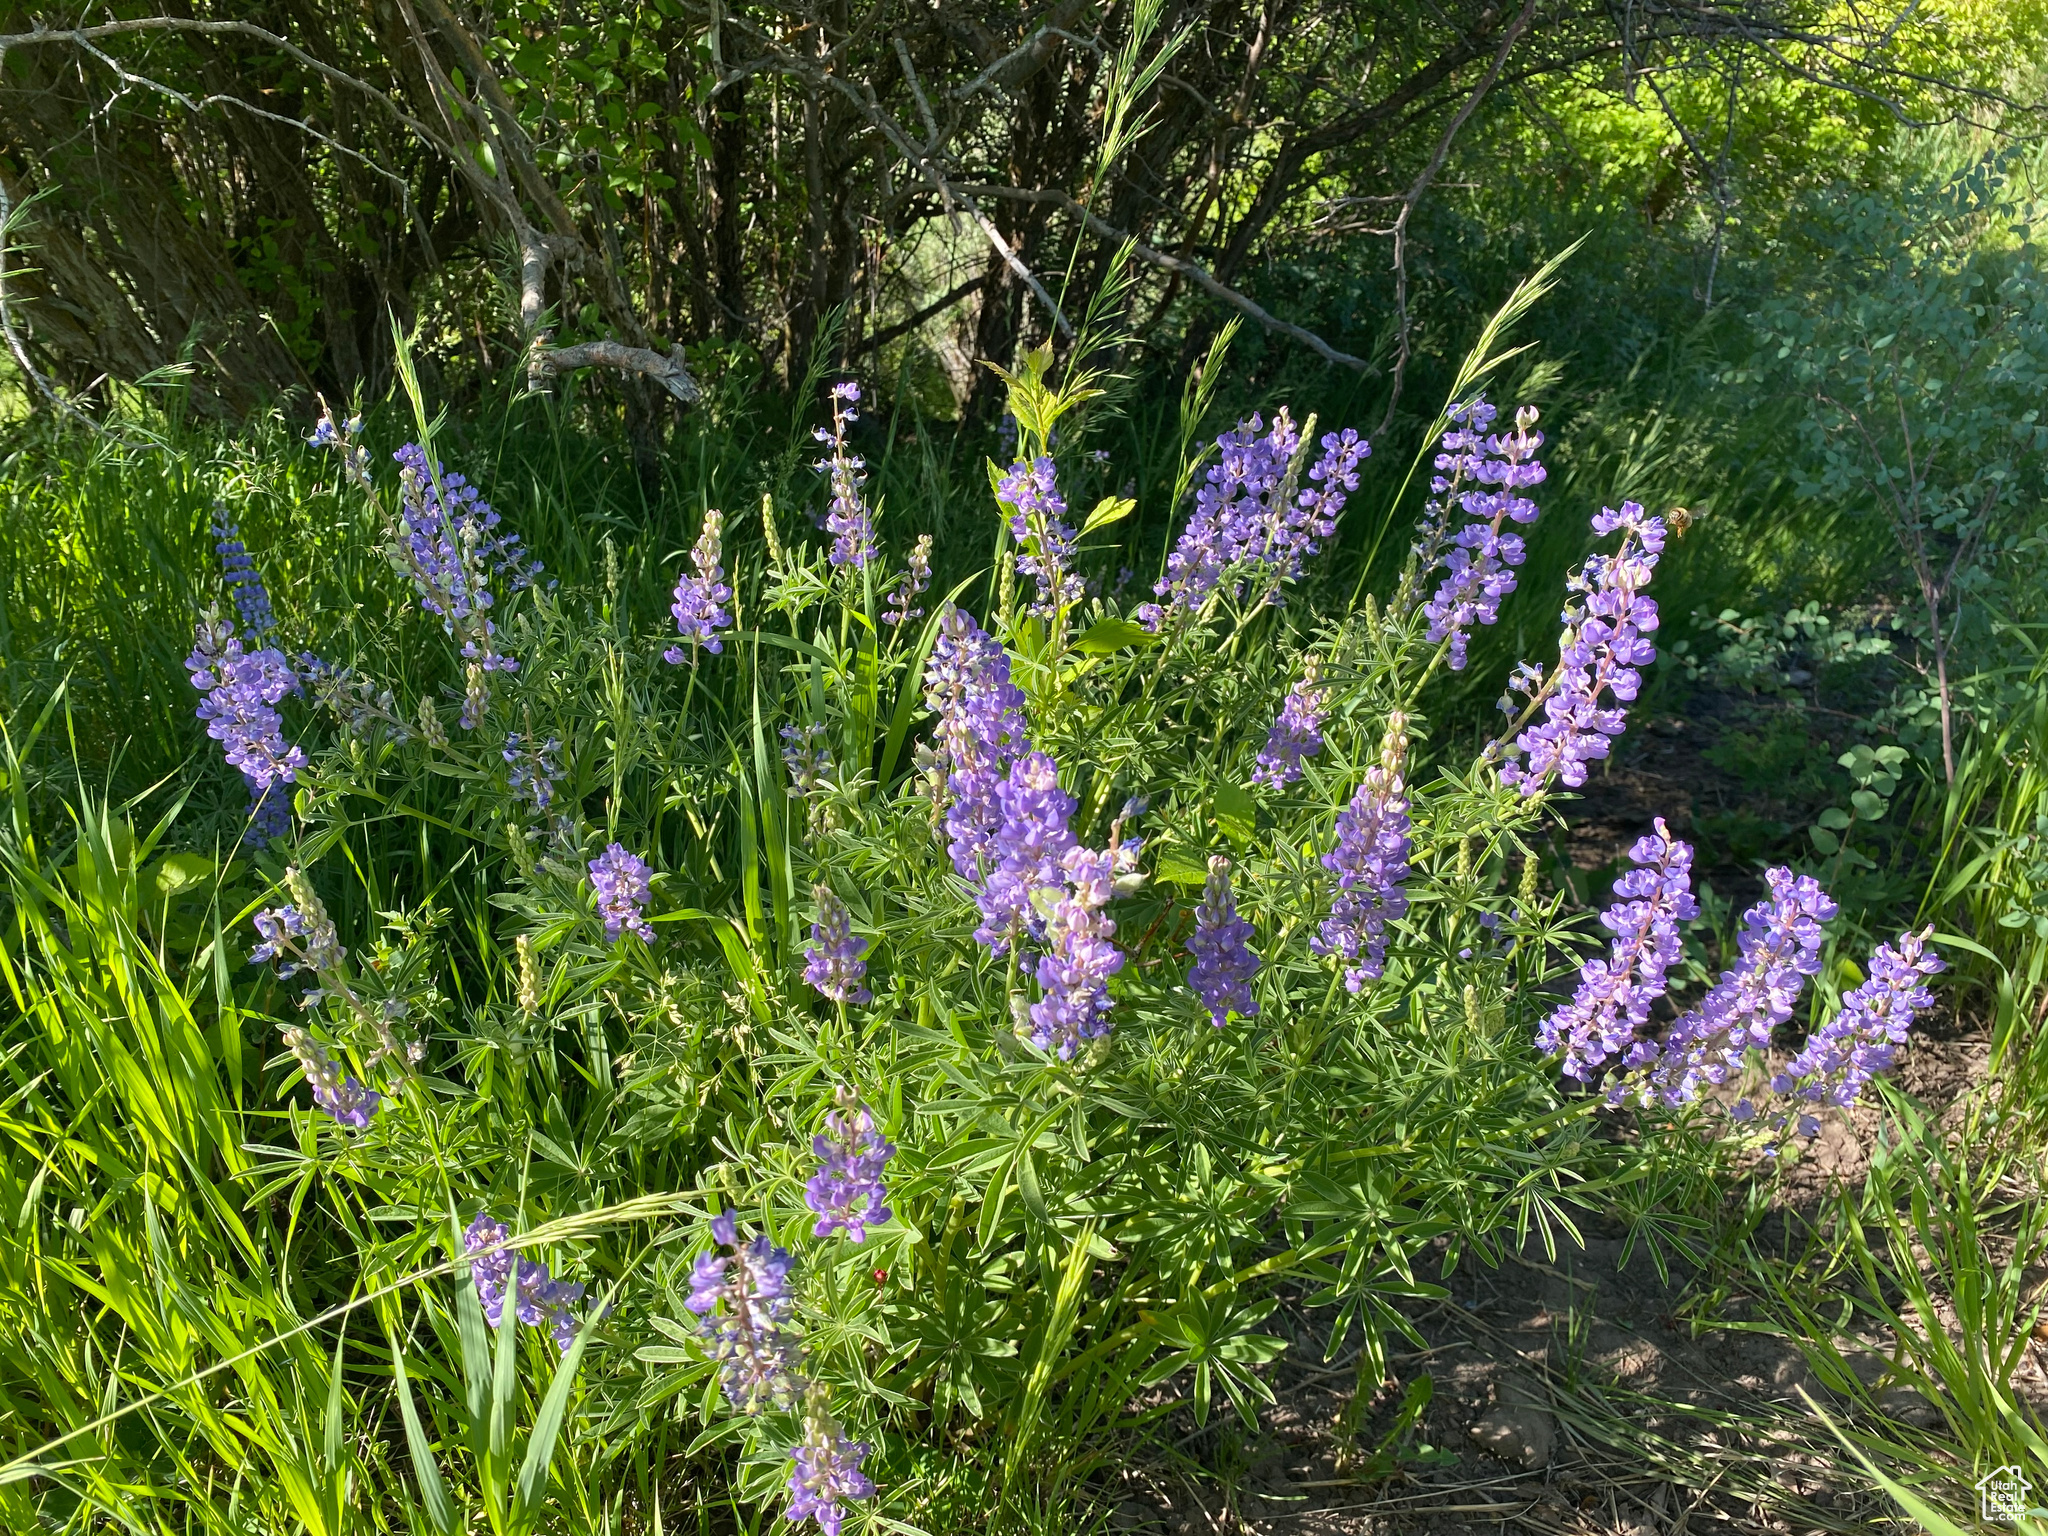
[1100,703,2014,1536]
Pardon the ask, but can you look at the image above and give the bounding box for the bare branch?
[961,184,1370,371]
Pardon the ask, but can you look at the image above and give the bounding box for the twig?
[960,184,1370,370]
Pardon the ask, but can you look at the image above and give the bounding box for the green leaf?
[1072,618,1159,656]
[1816,806,1853,830]
[1809,825,1841,855]
[1080,495,1137,535]
[1850,789,1888,821]
[389,1328,457,1535]
[1212,783,1256,849]
[1153,852,1210,888]
[514,1300,601,1517]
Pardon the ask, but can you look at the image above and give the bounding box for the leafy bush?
[1,301,1956,1533]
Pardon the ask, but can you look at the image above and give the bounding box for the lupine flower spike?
[1188,855,1260,1025]
[997,456,1083,616]
[464,1214,586,1352]
[806,1090,895,1241]
[188,608,305,795]
[283,1026,380,1128]
[813,382,875,569]
[1027,844,1126,1058]
[977,751,1078,952]
[1772,926,1942,1133]
[212,509,277,640]
[503,732,561,813]
[1140,415,1367,627]
[1629,867,1836,1110]
[1253,659,1327,788]
[1313,716,1412,991]
[1537,821,1696,1085]
[388,444,540,727]
[786,1401,876,1536]
[1419,400,1546,670]
[687,1210,804,1413]
[885,534,933,627]
[923,606,1030,884]
[588,844,655,943]
[1499,504,1664,795]
[665,507,734,662]
[803,885,872,1005]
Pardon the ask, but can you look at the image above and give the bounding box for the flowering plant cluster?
[167,329,1944,1532]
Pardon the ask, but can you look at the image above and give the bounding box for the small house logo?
[1978,1465,2034,1524]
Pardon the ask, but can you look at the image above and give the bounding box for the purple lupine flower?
[787,1412,875,1535]
[1140,412,1297,626]
[1536,821,1697,1085]
[665,507,734,662]
[1313,728,1412,991]
[805,1096,895,1241]
[923,606,1030,883]
[463,1214,586,1353]
[976,751,1078,954]
[282,1025,380,1128]
[686,1210,804,1413]
[813,382,875,569]
[246,781,294,844]
[1771,927,1942,1129]
[250,883,344,977]
[391,444,539,631]
[1629,868,1836,1109]
[308,401,371,488]
[1252,666,1327,788]
[503,732,561,813]
[1025,844,1126,1058]
[188,611,306,792]
[1139,416,1368,628]
[389,444,535,726]
[1188,855,1259,1026]
[803,885,871,1005]
[998,456,1084,617]
[885,534,933,627]
[1267,427,1368,586]
[212,509,277,640]
[1499,503,1665,796]
[782,723,834,797]
[1420,403,1546,670]
[588,843,655,944]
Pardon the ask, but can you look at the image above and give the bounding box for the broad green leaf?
[1080,495,1137,535]
[1073,618,1158,655]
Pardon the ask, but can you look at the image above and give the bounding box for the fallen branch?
[528,340,702,404]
